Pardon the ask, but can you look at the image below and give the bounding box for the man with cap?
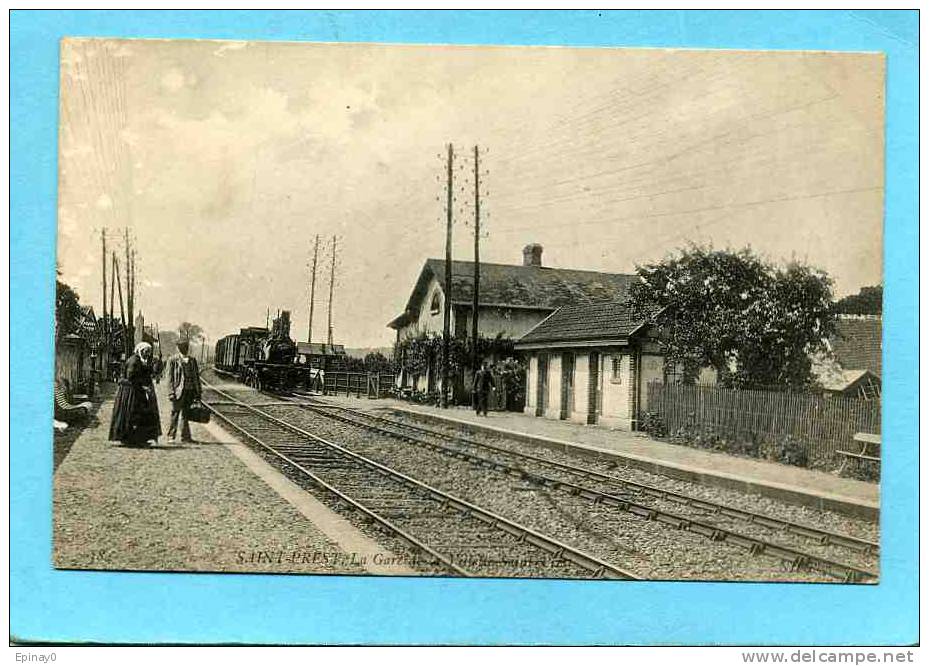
[472,360,494,417]
[166,338,202,442]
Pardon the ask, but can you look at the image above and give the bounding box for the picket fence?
[645,382,881,462]
[324,372,396,398]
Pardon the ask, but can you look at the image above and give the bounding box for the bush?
[364,351,395,373]
[846,460,880,483]
[731,432,764,458]
[402,389,443,406]
[661,422,815,470]
[775,435,809,467]
[640,412,667,437]
[495,357,527,411]
[691,428,723,451]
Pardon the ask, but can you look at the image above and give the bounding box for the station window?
[610,355,623,384]
[430,292,441,315]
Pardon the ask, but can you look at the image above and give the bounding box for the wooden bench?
[837,432,881,474]
[54,382,92,424]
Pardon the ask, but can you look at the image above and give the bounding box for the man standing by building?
[473,360,494,417]
[166,338,202,443]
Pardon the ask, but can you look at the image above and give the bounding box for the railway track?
[280,393,878,584]
[201,380,640,580]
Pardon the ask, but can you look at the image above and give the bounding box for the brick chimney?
[522,243,543,267]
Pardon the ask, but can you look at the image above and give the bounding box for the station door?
[560,352,575,420]
[535,353,549,417]
[587,352,600,425]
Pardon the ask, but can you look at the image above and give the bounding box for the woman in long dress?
[108,342,162,447]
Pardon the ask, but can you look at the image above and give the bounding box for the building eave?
[387,312,414,330]
[515,338,632,351]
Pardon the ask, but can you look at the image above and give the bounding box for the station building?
[517,308,883,431]
[387,244,637,395]
[514,300,667,430]
[295,341,347,370]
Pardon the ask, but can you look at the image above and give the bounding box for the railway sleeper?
[843,571,867,584]
[241,394,875,581]
[789,556,810,572]
[654,514,682,528]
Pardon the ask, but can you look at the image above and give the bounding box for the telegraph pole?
[327,235,337,347]
[471,145,481,377]
[124,228,133,352]
[101,229,108,357]
[109,253,116,342]
[131,249,137,345]
[307,234,319,344]
[442,143,454,408]
[114,255,126,352]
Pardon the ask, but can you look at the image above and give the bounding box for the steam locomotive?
[214,310,321,391]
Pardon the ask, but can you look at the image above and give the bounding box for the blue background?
[11,10,918,645]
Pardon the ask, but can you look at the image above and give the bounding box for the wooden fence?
[324,372,396,399]
[646,382,881,462]
[55,335,107,397]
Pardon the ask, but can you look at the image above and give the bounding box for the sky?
[57,39,884,347]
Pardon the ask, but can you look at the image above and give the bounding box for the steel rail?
[297,398,878,556]
[285,398,877,583]
[201,381,639,580]
[203,402,469,577]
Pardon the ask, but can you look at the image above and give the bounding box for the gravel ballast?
[370,410,879,572]
[380,410,879,542]
[254,402,832,582]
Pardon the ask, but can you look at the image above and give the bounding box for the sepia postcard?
[53,37,884,584]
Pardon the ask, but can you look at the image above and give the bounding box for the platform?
[316,394,879,521]
[52,376,416,575]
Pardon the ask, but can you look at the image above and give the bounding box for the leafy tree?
[628,245,836,390]
[835,285,882,315]
[55,280,82,340]
[363,351,394,372]
[177,322,203,343]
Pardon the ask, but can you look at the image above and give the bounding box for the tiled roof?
[817,368,873,393]
[389,259,637,328]
[516,300,646,346]
[831,315,882,375]
[431,259,637,307]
